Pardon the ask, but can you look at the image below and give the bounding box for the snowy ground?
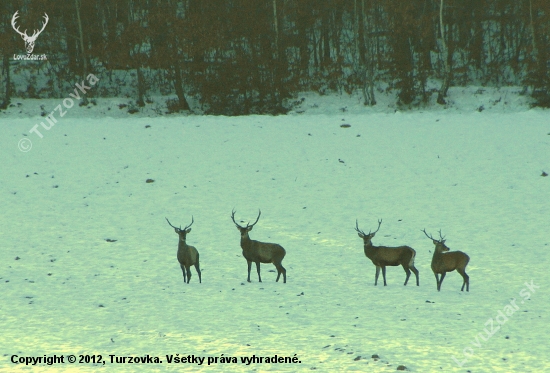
[1,90,549,372]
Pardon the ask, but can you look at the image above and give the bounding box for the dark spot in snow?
[146,179,155,183]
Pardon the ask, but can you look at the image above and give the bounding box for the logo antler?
[11,11,49,54]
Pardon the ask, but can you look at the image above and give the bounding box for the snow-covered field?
[1,91,549,372]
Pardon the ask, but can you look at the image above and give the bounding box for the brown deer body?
[231,210,286,283]
[166,217,201,284]
[356,220,419,286]
[422,229,469,291]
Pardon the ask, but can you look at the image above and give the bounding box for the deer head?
[421,229,449,252]
[355,219,382,244]
[166,216,194,242]
[231,209,261,236]
[11,11,49,54]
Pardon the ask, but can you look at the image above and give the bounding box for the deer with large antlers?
[166,217,201,284]
[355,219,419,286]
[231,209,286,283]
[11,11,49,54]
[422,229,469,291]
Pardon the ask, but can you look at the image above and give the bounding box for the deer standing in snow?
[231,209,286,283]
[166,217,201,284]
[355,219,419,286]
[422,229,469,291]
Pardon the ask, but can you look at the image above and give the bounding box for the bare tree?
[75,0,89,105]
[437,0,451,104]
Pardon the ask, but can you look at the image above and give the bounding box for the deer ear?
[247,226,253,231]
[357,233,363,238]
[432,240,438,245]
[186,228,192,233]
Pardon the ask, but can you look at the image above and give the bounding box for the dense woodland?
[0,0,549,114]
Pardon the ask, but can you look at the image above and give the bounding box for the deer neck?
[432,246,446,259]
[364,241,377,256]
[240,234,252,249]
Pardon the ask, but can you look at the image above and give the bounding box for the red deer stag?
[355,219,419,286]
[422,229,469,291]
[166,217,201,284]
[231,209,286,283]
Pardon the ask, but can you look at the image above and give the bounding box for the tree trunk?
[173,63,190,111]
[137,67,145,107]
[272,0,283,108]
[75,0,89,105]
[437,0,451,104]
[357,0,375,106]
[322,8,331,68]
[0,53,10,109]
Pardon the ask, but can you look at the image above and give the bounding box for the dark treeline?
[0,0,549,114]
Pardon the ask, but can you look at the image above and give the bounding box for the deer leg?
[458,269,469,292]
[255,261,262,282]
[438,272,447,291]
[246,260,252,282]
[410,266,420,286]
[275,263,281,282]
[180,264,187,283]
[185,266,192,284]
[195,262,202,283]
[274,262,286,283]
[434,273,440,291]
[374,266,380,286]
[381,266,387,286]
[403,266,411,286]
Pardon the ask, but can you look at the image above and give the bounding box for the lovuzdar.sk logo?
[11,10,48,60]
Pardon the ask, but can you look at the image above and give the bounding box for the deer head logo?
[11,11,49,54]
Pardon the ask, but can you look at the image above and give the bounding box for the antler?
[11,11,26,38]
[371,219,382,235]
[183,216,194,231]
[248,210,261,228]
[355,219,367,236]
[355,219,382,236]
[165,217,181,231]
[422,228,445,242]
[30,13,48,39]
[231,209,261,229]
[166,216,193,231]
[231,209,244,229]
